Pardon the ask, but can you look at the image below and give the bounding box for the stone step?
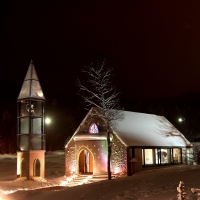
[65,174,108,187]
[66,175,91,187]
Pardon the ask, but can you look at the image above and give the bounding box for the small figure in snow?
[177,181,187,200]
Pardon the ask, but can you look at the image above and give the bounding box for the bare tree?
[77,59,123,180]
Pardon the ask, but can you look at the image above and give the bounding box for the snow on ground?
[0,152,200,200]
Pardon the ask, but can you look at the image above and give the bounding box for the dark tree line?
[0,109,16,154]
[0,97,82,153]
[1,93,200,153]
[45,98,83,151]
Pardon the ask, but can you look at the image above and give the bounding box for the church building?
[65,107,192,177]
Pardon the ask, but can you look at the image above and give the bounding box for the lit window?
[89,123,99,134]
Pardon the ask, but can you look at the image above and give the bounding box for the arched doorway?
[21,158,27,177]
[33,159,40,177]
[79,149,93,174]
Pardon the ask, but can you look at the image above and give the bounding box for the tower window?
[89,123,99,134]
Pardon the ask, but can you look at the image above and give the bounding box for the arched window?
[89,123,99,134]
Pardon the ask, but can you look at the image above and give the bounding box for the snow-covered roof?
[113,111,191,147]
[18,60,45,100]
[65,108,192,148]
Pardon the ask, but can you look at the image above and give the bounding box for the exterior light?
[45,118,51,124]
[37,92,43,97]
[178,118,185,122]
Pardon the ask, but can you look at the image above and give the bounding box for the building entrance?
[79,149,93,174]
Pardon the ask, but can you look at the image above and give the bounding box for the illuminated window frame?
[89,123,99,134]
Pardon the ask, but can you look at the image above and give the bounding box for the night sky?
[1,1,200,102]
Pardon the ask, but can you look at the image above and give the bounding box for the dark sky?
[1,1,200,101]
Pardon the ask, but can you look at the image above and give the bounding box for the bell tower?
[17,60,46,179]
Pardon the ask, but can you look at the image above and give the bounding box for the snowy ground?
[0,153,200,200]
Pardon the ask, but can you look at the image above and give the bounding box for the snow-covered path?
[1,153,200,200]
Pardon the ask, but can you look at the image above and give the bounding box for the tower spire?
[18,60,45,100]
[17,60,46,180]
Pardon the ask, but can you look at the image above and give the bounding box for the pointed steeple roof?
[18,60,45,100]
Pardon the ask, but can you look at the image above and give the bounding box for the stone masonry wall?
[65,139,76,176]
[111,134,127,175]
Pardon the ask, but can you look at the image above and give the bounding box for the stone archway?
[33,159,40,177]
[21,158,27,177]
[78,149,93,174]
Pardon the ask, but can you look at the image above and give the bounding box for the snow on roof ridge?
[65,107,192,148]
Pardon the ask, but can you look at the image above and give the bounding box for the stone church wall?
[65,139,76,176]
[111,134,127,175]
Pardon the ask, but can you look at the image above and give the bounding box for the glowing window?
[89,123,99,134]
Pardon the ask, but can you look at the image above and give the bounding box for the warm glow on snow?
[2,190,16,195]
[1,152,200,200]
[59,180,68,186]
[82,178,88,183]
[67,177,73,182]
